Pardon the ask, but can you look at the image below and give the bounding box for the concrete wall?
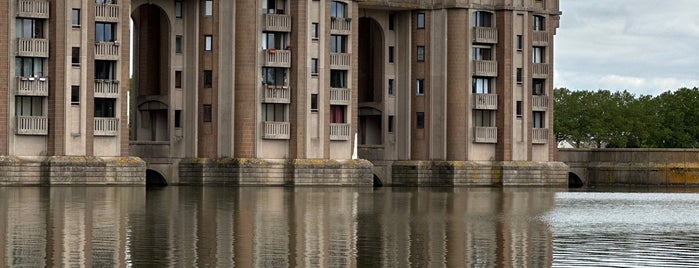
[0,156,145,185]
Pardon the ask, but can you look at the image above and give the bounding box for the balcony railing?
[330,88,351,105]
[262,49,291,68]
[330,123,351,141]
[94,118,119,136]
[263,14,291,32]
[95,42,120,60]
[16,116,48,135]
[17,0,49,18]
[330,53,351,70]
[16,77,48,96]
[533,31,549,46]
[95,79,120,98]
[17,38,48,58]
[472,60,497,77]
[473,93,497,110]
[533,63,549,78]
[473,27,498,44]
[330,17,351,35]
[262,121,290,140]
[532,128,549,144]
[262,85,291,103]
[532,95,548,111]
[474,127,497,143]
[96,4,120,22]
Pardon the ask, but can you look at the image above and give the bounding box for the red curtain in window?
[330,105,345,123]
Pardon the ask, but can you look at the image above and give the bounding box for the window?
[533,111,545,128]
[416,112,424,129]
[331,70,347,88]
[262,32,286,49]
[417,46,425,62]
[311,58,319,76]
[388,116,394,132]
[472,77,492,94]
[176,35,183,53]
[71,86,80,105]
[95,22,115,42]
[416,79,425,96]
[203,104,212,122]
[95,60,116,80]
[533,46,545,63]
[204,70,212,88]
[388,46,394,63]
[175,110,182,128]
[534,15,545,31]
[473,11,493,27]
[330,35,347,53]
[262,103,286,122]
[389,13,395,31]
[262,67,286,86]
[204,35,212,51]
[388,79,394,95]
[96,0,117,3]
[265,0,286,14]
[417,12,425,29]
[175,0,183,18]
[94,98,115,117]
[311,23,319,40]
[472,47,492,60]
[516,68,523,84]
[331,1,347,18]
[204,0,213,16]
[516,101,522,117]
[15,19,44,38]
[15,96,43,116]
[533,79,545,95]
[15,57,44,77]
[72,9,81,27]
[71,47,80,66]
[330,105,346,123]
[516,35,523,51]
[473,110,495,127]
[311,94,318,112]
[175,71,182,88]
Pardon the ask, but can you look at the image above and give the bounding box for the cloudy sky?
[554,0,699,96]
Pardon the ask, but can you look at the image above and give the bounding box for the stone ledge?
[0,156,146,185]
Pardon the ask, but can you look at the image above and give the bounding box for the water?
[0,186,698,267]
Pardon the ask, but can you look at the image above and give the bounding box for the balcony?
[473,27,498,44]
[262,121,290,140]
[262,85,291,104]
[472,60,497,77]
[532,63,549,79]
[16,116,48,135]
[533,31,549,46]
[472,93,497,110]
[94,118,119,136]
[17,0,49,18]
[263,13,291,32]
[474,127,497,144]
[16,38,48,58]
[95,79,120,98]
[330,87,351,105]
[532,95,548,111]
[330,123,351,141]
[262,49,291,68]
[96,4,120,22]
[95,42,120,60]
[532,128,549,144]
[330,53,351,70]
[330,17,351,35]
[16,77,48,96]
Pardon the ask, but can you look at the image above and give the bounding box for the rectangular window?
[416,79,425,96]
[311,58,319,76]
[262,103,286,122]
[72,9,81,27]
[311,23,319,40]
[311,94,318,112]
[388,46,394,63]
[330,1,347,18]
[389,13,395,30]
[516,35,523,51]
[330,35,347,53]
[262,67,286,86]
[533,46,545,63]
[330,105,346,123]
[473,110,495,127]
[203,104,212,122]
[95,22,116,42]
[71,47,80,66]
[204,0,213,16]
[388,79,394,95]
[417,12,425,29]
[95,60,116,80]
[533,111,545,128]
[94,98,115,117]
[472,47,492,61]
[15,18,44,38]
[262,32,287,49]
[472,77,491,94]
[516,68,523,84]
[203,70,212,88]
[474,11,493,27]
[204,35,212,51]
[417,46,425,62]
[71,86,80,105]
[175,71,182,88]
[175,0,183,18]
[534,15,545,31]
[516,101,522,117]
[388,116,394,132]
[416,112,424,129]
[176,35,183,53]
[533,79,545,95]
[331,70,347,88]
[15,57,44,77]
[175,110,182,128]
[15,96,43,116]
[265,0,286,14]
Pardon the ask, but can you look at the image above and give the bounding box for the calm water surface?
[1,186,698,267]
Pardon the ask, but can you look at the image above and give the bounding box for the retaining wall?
[0,156,146,185]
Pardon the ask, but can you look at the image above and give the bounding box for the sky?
[554,0,699,96]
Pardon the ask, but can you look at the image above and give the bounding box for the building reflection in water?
[0,186,557,267]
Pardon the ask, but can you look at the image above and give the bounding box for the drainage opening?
[568,172,583,188]
[146,169,168,186]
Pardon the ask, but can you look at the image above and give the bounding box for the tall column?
[198,0,220,158]
[0,0,8,154]
[289,0,309,159]
[495,11,513,161]
[446,9,469,161]
[234,0,258,158]
[410,10,430,160]
[48,0,67,156]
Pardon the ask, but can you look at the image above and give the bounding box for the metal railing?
[16,116,48,135]
[474,127,497,143]
[262,121,290,140]
[330,123,350,141]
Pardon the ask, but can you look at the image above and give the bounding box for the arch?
[146,169,168,186]
[373,174,383,187]
[358,17,385,147]
[568,172,583,188]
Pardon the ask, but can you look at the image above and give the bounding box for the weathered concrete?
[559,148,699,186]
[0,156,146,185]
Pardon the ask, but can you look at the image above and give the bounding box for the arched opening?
[568,172,583,188]
[358,17,385,148]
[373,174,383,187]
[146,169,168,186]
[131,4,171,142]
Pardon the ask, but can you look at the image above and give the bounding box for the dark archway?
[373,174,383,187]
[568,172,583,188]
[358,17,385,146]
[146,169,168,186]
